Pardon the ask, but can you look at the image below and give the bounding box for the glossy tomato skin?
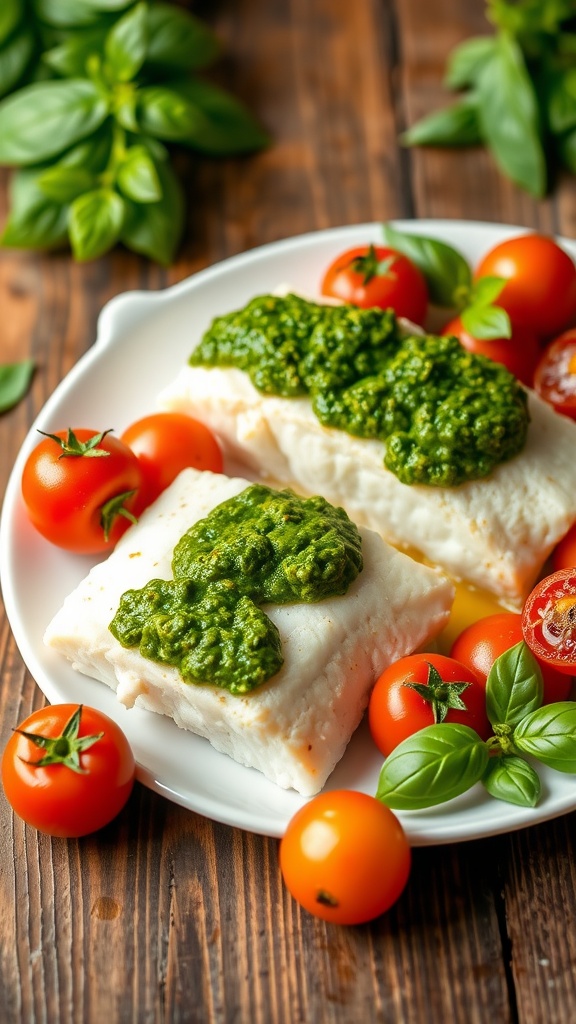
[120,411,223,508]
[552,522,576,573]
[320,245,428,325]
[368,653,491,758]
[522,569,576,676]
[22,429,143,554]
[442,316,539,387]
[279,790,411,925]
[474,234,576,337]
[450,612,572,703]
[533,329,576,419]
[2,704,136,838]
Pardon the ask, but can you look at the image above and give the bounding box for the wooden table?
[1,2,575,1021]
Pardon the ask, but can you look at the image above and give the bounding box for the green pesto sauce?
[109,483,363,695]
[190,294,530,487]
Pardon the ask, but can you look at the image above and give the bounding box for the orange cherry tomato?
[279,790,411,925]
[442,316,539,387]
[450,612,573,703]
[522,569,576,676]
[320,244,428,325]
[474,234,576,337]
[533,329,576,419]
[21,428,143,553]
[2,704,135,837]
[120,411,223,507]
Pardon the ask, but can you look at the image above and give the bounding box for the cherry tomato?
[2,704,135,837]
[22,428,143,554]
[368,653,491,758]
[533,329,576,419]
[279,790,410,925]
[120,411,223,507]
[320,244,428,325]
[450,612,572,703]
[474,234,576,337]
[442,316,539,387]
[522,569,576,676]
[552,522,576,573]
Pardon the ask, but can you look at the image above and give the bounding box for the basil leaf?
[514,702,576,772]
[0,80,109,165]
[376,723,489,810]
[486,641,543,729]
[69,188,125,260]
[402,94,482,147]
[104,0,147,84]
[460,303,511,341]
[117,144,161,203]
[37,165,96,203]
[444,35,498,89]
[0,0,23,45]
[115,89,139,132]
[43,29,108,78]
[477,33,546,197]
[0,359,34,413]
[0,24,35,99]
[546,67,576,134]
[469,275,505,306]
[1,167,69,249]
[482,754,541,807]
[120,158,183,265]
[31,0,120,29]
[145,2,220,71]
[57,130,112,173]
[381,223,472,308]
[559,127,576,174]
[136,84,201,141]
[167,78,270,154]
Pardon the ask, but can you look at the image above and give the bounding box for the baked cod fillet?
[44,469,453,796]
[159,368,576,609]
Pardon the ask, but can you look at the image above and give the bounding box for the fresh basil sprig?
[0,359,34,412]
[376,641,576,811]
[401,0,576,197]
[0,1,269,264]
[382,223,511,340]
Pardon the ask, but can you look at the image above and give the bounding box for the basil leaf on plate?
[482,754,541,807]
[0,80,109,165]
[0,359,34,413]
[476,33,546,197]
[145,3,220,71]
[514,702,576,772]
[402,94,482,147]
[116,144,162,203]
[460,303,511,340]
[1,167,69,249]
[69,187,125,260]
[120,157,184,265]
[0,24,35,99]
[486,642,543,729]
[382,223,472,308]
[104,0,147,84]
[376,723,489,810]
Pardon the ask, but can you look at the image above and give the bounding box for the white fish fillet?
[158,366,576,608]
[44,469,453,795]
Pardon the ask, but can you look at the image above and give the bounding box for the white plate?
[2,219,576,845]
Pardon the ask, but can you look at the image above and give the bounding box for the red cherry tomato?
[552,522,576,573]
[2,704,135,837]
[442,316,539,387]
[368,653,491,758]
[450,612,573,703]
[320,244,428,325]
[533,329,576,419]
[21,428,144,554]
[279,790,411,925]
[474,234,576,337]
[120,411,223,508]
[522,569,576,676]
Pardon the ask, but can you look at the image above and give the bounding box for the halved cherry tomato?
[522,569,576,676]
[368,653,491,758]
[2,704,135,837]
[320,244,428,325]
[474,234,576,337]
[21,428,143,554]
[279,790,411,925]
[533,329,576,419]
[450,612,573,703]
[442,316,539,387]
[120,411,223,507]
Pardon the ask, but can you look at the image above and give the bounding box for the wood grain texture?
[1,2,576,1022]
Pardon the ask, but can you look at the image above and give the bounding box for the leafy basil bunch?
[0,1,269,263]
[401,0,576,197]
[376,641,576,810]
[383,223,511,340]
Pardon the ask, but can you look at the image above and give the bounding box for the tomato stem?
[15,705,104,774]
[403,662,471,724]
[38,427,113,459]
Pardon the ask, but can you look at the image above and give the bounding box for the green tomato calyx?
[15,705,104,775]
[404,662,471,724]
